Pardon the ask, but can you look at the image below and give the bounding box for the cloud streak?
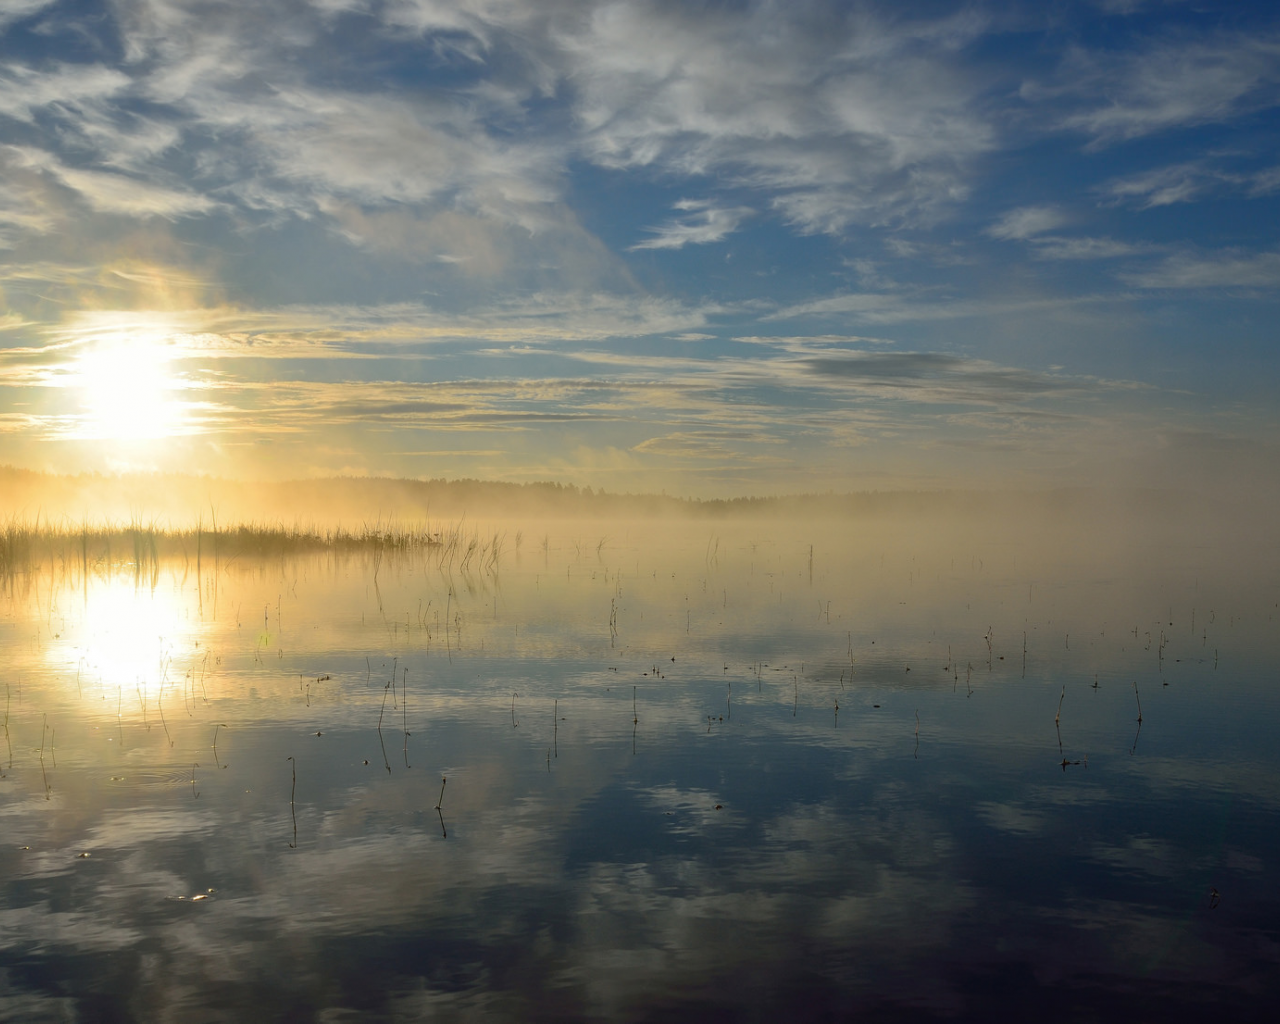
[1100,159,1280,209]
[1120,250,1280,290]
[631,201,753,250]
[986,206,1068,241]
[4,146,216,219]
[803,351,1108,406]
[1042,30,1280,143]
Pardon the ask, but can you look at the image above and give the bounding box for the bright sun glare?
[48,574,198,717]
[74,333,186,441]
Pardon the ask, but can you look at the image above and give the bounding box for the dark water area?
[1,516,1278,1021]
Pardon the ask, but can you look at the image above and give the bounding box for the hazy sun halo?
[74,334,186,441]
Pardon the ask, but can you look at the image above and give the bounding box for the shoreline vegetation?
[0,465,1266,580]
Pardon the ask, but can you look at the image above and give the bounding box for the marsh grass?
[0,515,520,585]
[0,518,37,581]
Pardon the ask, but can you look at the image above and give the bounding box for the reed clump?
[0,516,38,579]
[0,515,471,580]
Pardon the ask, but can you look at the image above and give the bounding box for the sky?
[0,0,1278,497]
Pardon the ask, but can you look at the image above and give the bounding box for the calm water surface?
[1,516,1277,1021]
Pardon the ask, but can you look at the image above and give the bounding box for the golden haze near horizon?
[1,466,1276,594]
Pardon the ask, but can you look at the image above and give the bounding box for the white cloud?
[308,0,372,16]
[13,1,1262,263]
[631,200,753,250]
[227,87,559,215]
[38,291,729,354]
[0,61,130,123]
[0,0,1276,349]
[1030,236,1149,260]
[0,0,57,29]
[1121,250,1280,289]
[1101,159,1280,208]
[768,290,1113,326]
[632,430,782,461]
[79,2,571,242]
[801,351,1096,405]
[986,206,1069,241]
[1101,160,1211,207]
[3,145,215,218]
[1246,165,1280,198]
[733,334,898,354]
[1048,31,1280,143]
[0,176,56,246]
[560,2,994,232]
[0,2,1272,259]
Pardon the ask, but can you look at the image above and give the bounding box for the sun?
[74,332,187,441]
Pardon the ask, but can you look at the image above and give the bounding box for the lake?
[2,509,1277,1021]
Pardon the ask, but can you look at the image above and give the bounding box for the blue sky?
[0,0,1277,496]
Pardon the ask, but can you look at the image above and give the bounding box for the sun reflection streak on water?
[44,573,201,719]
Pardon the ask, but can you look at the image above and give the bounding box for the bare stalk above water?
[287,757,296,848]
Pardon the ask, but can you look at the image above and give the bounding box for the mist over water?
[1,507,1277,1021]
[3,0,1279,1016]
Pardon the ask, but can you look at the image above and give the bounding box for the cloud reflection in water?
[1,514,1278,1020]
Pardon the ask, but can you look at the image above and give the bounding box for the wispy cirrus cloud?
[0,174,57,246]
[766,290,1113,326]
[4,146,216,219]
[631,200,754,250]
[802,351,1100,405]
[1100,159,1280,208]
[632,430,786,462]
[354,0,999,234]
[1101,160,1211,207]
[2,2,1270,272]
[0,2,1274,257]
[733,334,897,353]
[0,61,129,123]
[1120,249,1280,289]
[1246,165,1280,198]
[0,2,572,253]
[565,2,994,232]
[29,290,731,355]
[1029,236,1150,261]
[1037,30,1280,144]
[0,0,57,30]
[986,206,1069,241]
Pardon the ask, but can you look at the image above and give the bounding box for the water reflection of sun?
[52,576,200,713]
